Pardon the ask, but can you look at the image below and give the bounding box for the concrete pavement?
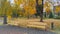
[0,25,56,34]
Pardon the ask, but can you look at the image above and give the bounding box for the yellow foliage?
[45,7,51,14]
[46,7,50,11]
[23,0,36,16]
[29,8,36,15]
[38,0,42,5]
[44,1,52,13]
[55,6,60,13]
[14,0,22,6]
[24,5,36,16]
[14,0,40,16]
[8,15,11,19]
[24,5,29,11]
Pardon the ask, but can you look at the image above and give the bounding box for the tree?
[0,0,11,24]
[49,11,54,18]
[36,0,43,22]
[12,8,20,18]
[46,0,56,18]
[44,1,51,14]
[14,0,25,17]
[55,6,60,13]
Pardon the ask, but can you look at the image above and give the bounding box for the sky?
[10,0,14,4]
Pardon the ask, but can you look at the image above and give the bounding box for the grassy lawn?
[0,17,4,25]
[0,22,3,25]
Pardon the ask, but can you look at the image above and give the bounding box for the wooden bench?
[27,22,47,30]
[7,19,48,30]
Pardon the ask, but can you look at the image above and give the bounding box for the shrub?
[49,12,54,18]
[55,16,60,19]
[12,11,20,18]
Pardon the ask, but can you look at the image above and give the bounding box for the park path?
[0,25,56,34]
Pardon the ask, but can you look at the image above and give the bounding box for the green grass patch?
[0,22,3,25]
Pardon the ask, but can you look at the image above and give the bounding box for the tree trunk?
[3,15,7,24]
[36,0,43,22]
[40,0,43,22]
[4,8,7,24]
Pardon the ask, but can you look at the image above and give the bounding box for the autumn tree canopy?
[0,0,60,17]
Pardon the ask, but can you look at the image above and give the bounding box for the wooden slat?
[28,22,47,26]
[27,25,46,29]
